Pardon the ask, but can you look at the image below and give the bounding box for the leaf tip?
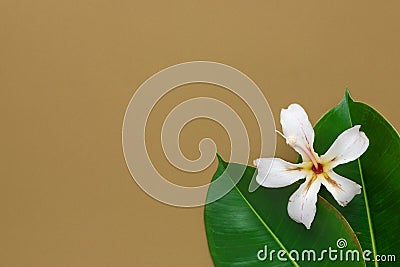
[345,88,354,103]
[216,153,226,164]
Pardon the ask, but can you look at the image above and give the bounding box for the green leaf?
[205,155,365,267]
[312,89,400,266]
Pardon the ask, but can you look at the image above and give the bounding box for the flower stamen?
[275,130,319,169]
[297,143,319,169]
[312,163,324,174]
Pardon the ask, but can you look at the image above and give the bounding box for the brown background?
[1,1,399,266]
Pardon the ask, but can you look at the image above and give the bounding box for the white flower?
[254,104,369,229]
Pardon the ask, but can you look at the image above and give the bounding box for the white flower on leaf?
[254,104,369,229]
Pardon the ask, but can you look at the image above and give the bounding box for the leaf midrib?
[224,169,300,267]
[345,96,378,267]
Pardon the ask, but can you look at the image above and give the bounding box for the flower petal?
[321,125,369,169]
[321,171,361,207]
[254,158,309,188]
[280,104,316,162]
[287,174,321,229]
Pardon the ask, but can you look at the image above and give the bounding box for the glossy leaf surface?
[312,90,400,266]
[205,155,364,266]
